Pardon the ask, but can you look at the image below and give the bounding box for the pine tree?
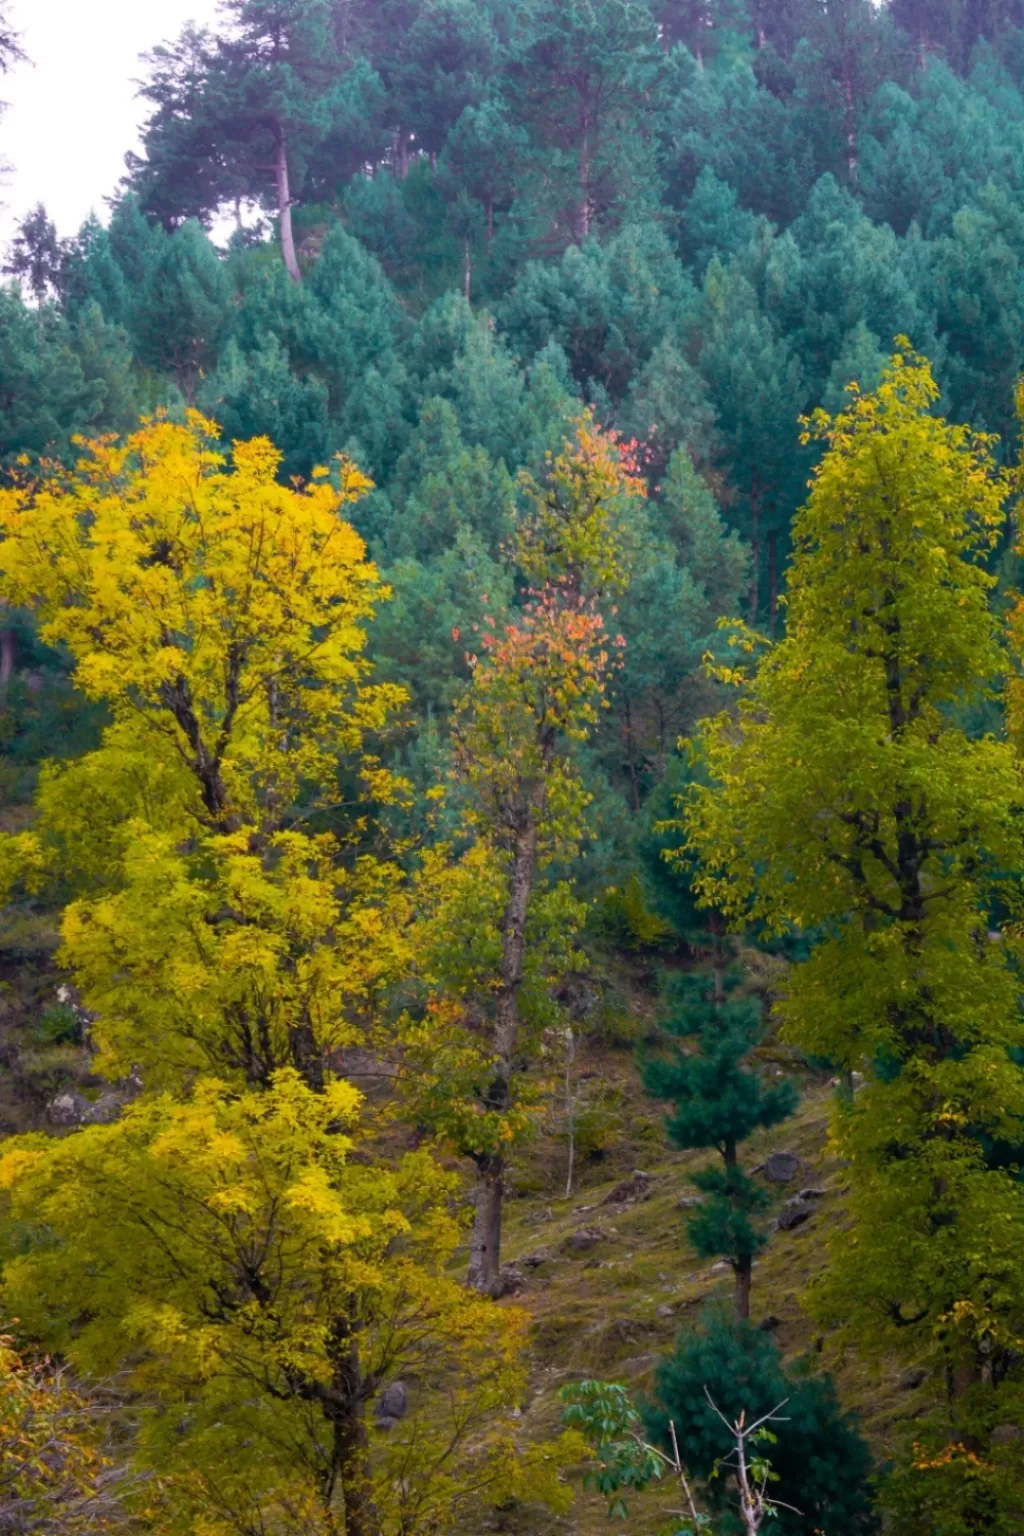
[641,970,796,1320]
[646,1314,878,1535]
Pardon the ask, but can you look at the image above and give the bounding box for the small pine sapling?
[640,968,797,1319]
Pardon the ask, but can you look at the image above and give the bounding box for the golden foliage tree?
[0,413,410,1090]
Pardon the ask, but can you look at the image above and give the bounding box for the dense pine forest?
[4,0,1024,1532]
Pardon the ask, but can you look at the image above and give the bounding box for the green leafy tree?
[131,0,346,280]
[412,416,642,1293]
[683,348,1024,1527]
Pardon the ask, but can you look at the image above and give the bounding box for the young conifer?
[641,968,796,1320]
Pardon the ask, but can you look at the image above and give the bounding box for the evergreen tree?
[646,1314,879,1535]
[135,219,229,401]
[502,0,665,244]
[641,971,796,1320]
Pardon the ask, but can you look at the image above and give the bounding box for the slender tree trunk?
[748,478,761,626]
[577,110,592,241]
[469,810,542,1292]
[624,696,640,813]
[724,1139,752,1323]
[291,1011,325,1093]
[842,66,858,179]
[275,124,301,283]
[564,1025,577,1199]
[767,527,778,636]
[0,624,14,687]
[710,911,726,1005]
[463,237,472,303]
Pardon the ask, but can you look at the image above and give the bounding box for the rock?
[376,1381,408,1430]
[84,1092,124,1125]
[763,1151,801,1184]
[991,1423,1022,1445]
[655,1304,675,1318]
[495,1263,526,1297]
[566,1225,607,1253]
[522,1250,551,1270]
[677,1195,704,1210]
[602,1170,651,1207]
[798,1187,827,1201]
[897,1367,930,1392]
[710,1260,731,1275]
[46,1090,89,1127]
[758,1315,781,1333]
[777,1195,815,1231]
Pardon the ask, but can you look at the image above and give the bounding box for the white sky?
[0,0,223,248]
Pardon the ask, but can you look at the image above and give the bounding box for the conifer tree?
[647,1314,878,1535]
[641,970,796,1320]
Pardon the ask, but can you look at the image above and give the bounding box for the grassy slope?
[489,1030,927,1536]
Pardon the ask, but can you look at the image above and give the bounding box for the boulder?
[46,1090,89,1127]
[677,1195,704,1210]
[566,1225,607,1253]
[84,1093,124,1125]
[602,1170,651,1207]
[777,1195,815,1231]
[495,1263,527,1297]
[763,1151,801,1184]
[376,1381,408,1430]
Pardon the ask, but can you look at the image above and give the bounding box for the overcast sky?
[0,0,222,248]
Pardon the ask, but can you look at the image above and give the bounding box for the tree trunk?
[724,1139,752,1323]
[748,479,761,626]
[463,236,472,303]
[275,124,301,283]
[0,624,14,687]
[469,808,542,1291]
[767,527,778,636]
[467,1156,504,1294]
[577,110,592,241]
[624,696,640,813]
[734,1253,752,1324]
[323,1326,379,1536]
[842,66,858,179]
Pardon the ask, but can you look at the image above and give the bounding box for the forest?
[3,0,1024,1531]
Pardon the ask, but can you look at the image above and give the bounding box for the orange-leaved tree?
[412,414,642,1293]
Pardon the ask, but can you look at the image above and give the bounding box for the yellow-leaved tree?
[0,1072,574,1536]
[0,413,409,1089]
[0,416,580,1534]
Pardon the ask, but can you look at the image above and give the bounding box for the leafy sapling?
[559,1378,797,1536]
